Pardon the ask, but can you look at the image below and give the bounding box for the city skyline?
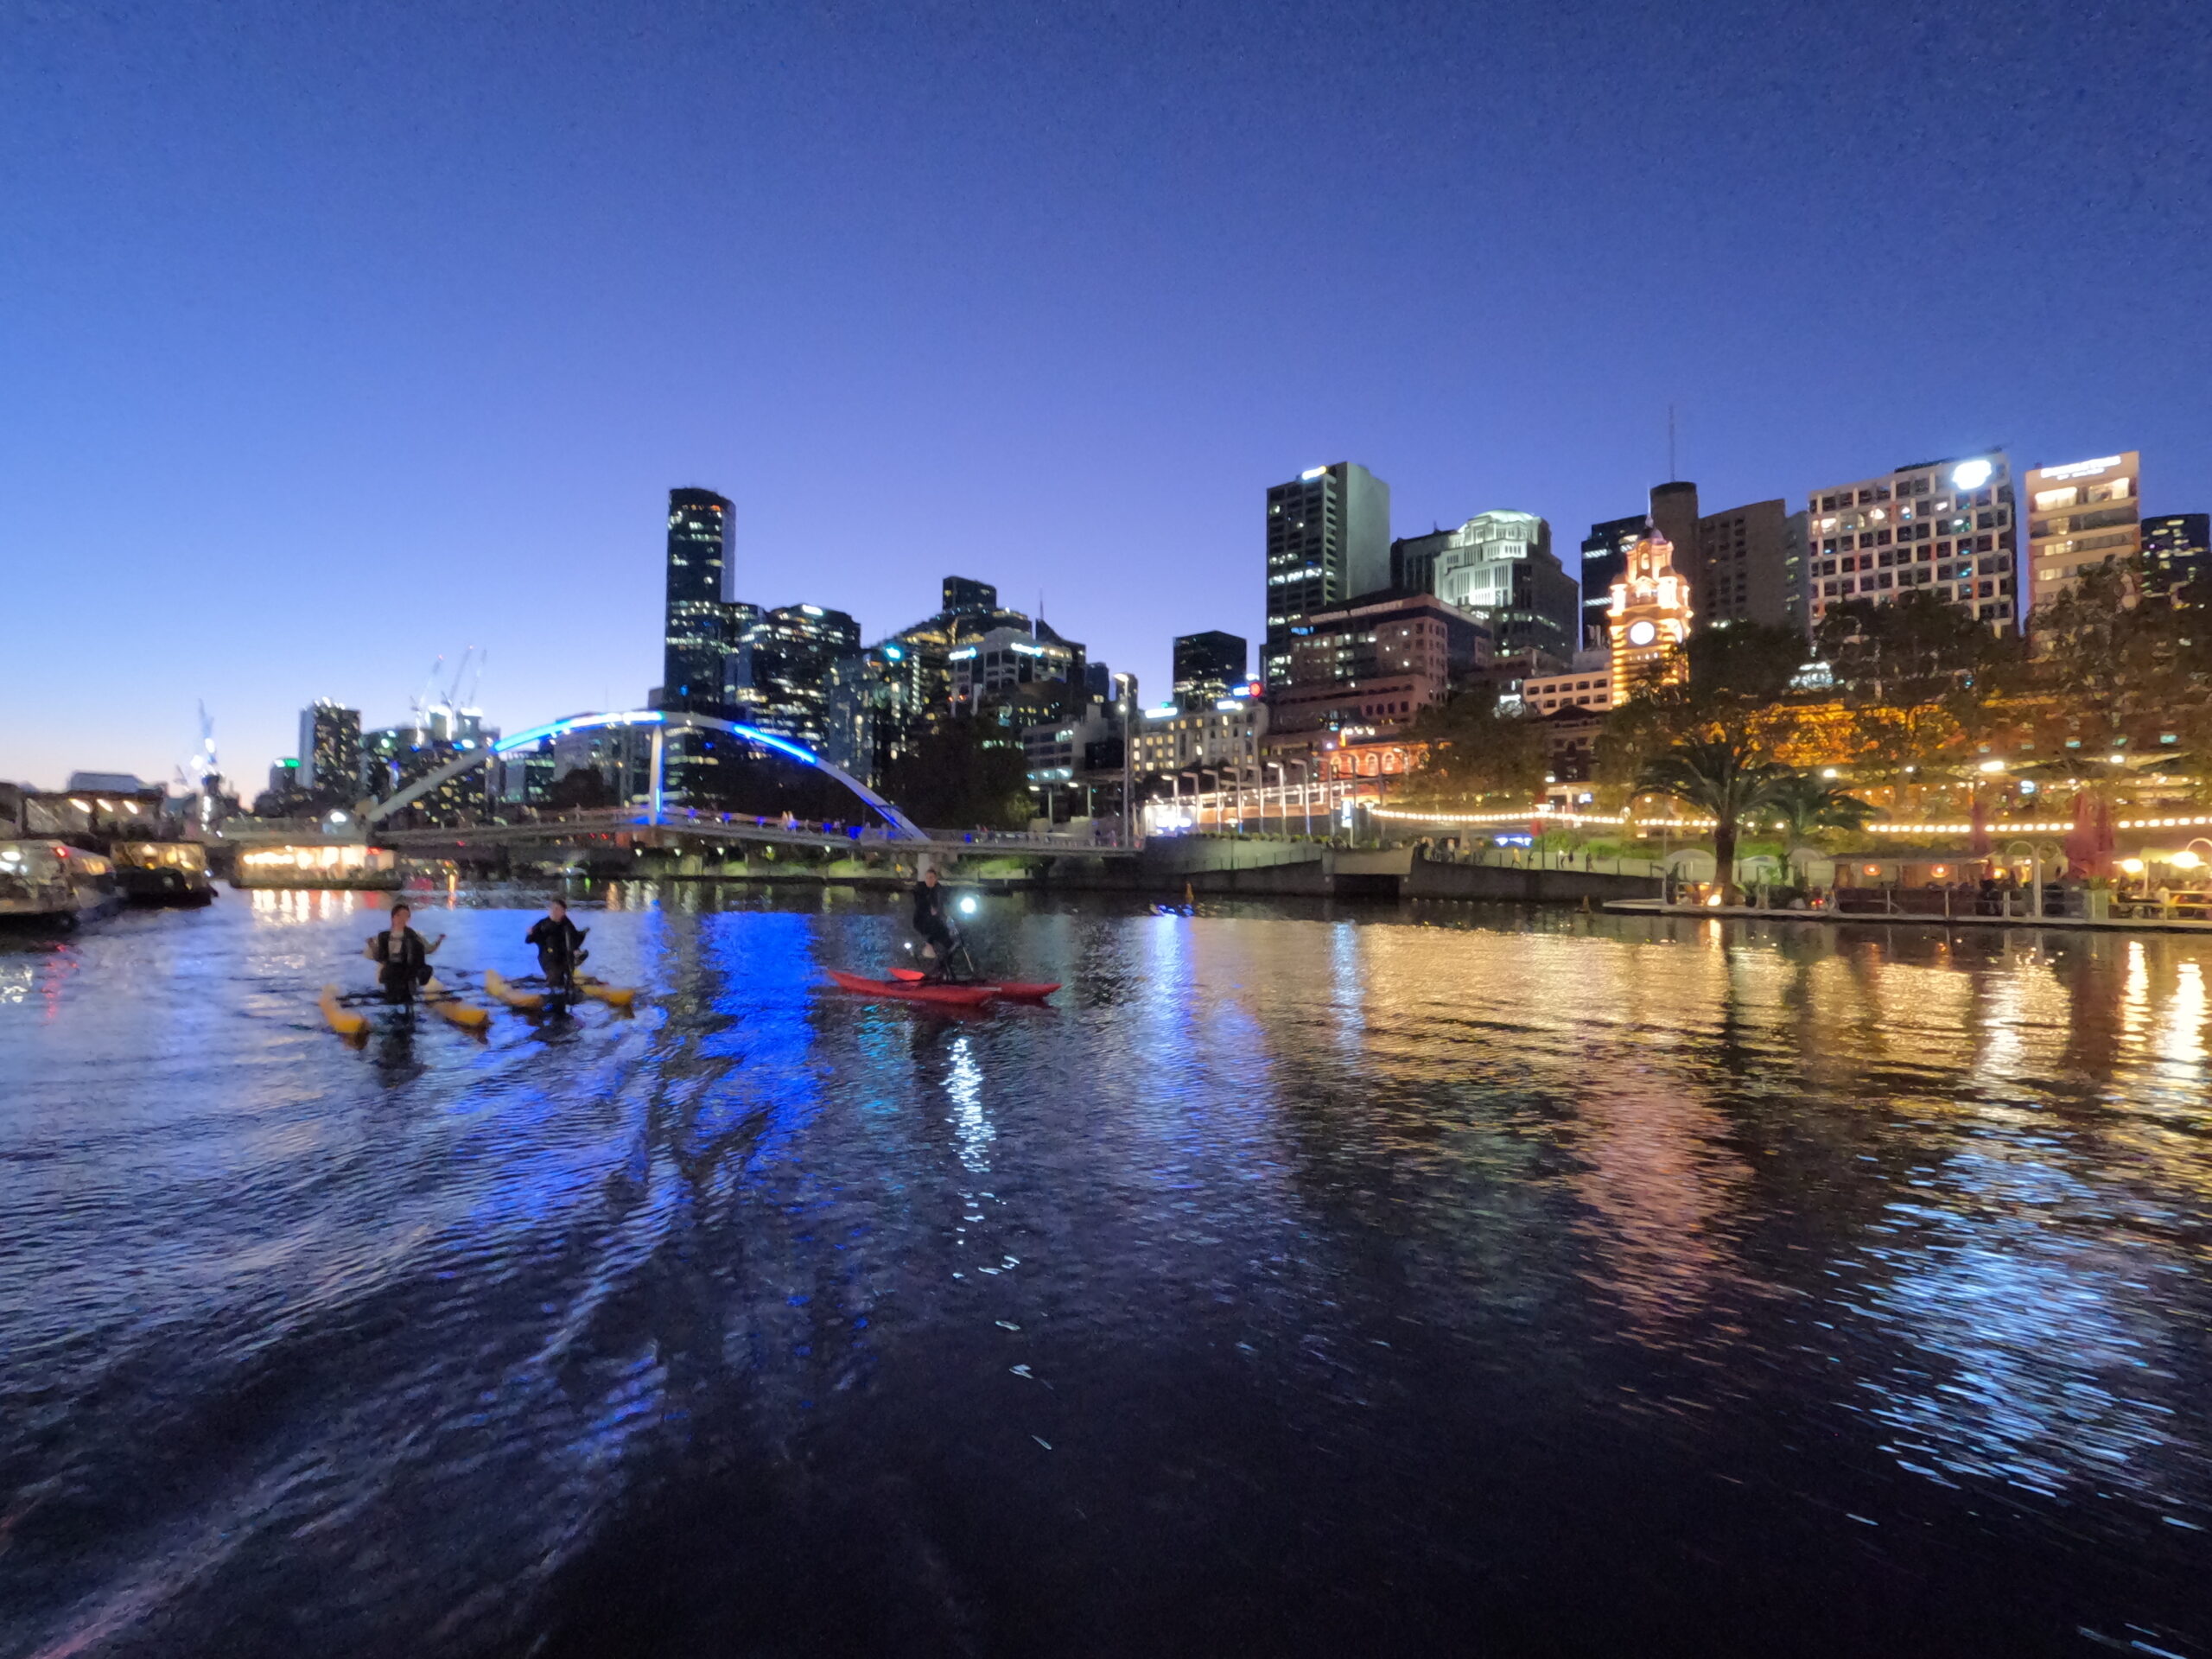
[5,1,2209,788]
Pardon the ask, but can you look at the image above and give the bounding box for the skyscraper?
[1172,631,1247,709]
[2024,453,2141,614]
[1649,481,1702,600]
[734,604,863,752]
[1694,499,1802,632]
[663,487,733,710]
[1803,452,2017,633]
[1263,463,1392,685]
[1579,516,1644,650]
[2144,513,2210,600]
[296,700,361,801]
[941,575,1000,616]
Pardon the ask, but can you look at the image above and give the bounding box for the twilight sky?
[3,0,2208,790]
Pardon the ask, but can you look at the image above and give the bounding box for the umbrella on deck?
[2063,790,2115,881]
[1968,792,1991,858]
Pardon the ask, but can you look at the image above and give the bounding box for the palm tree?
[1636,734,1790,902]
[1763,771,1876,854]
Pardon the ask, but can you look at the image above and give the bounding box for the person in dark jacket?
[365,903,442,1003]
[912,867,955,977]
[525,899,588,994]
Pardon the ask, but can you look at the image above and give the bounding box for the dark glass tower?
[1580,515,1644,649]
[664,487,733,710]
[1172,631,1248,709]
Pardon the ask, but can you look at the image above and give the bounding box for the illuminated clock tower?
[1608,526,1693,705]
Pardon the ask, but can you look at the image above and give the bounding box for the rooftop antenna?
[1668,404,1678,483]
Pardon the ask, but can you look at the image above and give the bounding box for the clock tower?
[1608,525,1693,705]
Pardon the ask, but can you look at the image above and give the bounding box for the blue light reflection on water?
[0,894,2209,1656]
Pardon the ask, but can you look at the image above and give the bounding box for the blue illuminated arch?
[364,709,929,840]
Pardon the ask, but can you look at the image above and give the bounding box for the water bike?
[475,969,640,1014]
[319,977,489,1039]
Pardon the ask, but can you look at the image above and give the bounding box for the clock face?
[1626,620,1658,647]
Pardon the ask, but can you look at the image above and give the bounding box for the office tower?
[1397,512,1578,663]
[942,575,999,616]
[1649,481,1702,598]
[1608,529,1693,705]
[1694,499,1798,631]
[1173,630,1248,709]
[1263,462,1392,685]
[296,700,361,800]
[663,487,734,710]
[2144,513,2210,600]
[2024,453,2141,613]
[1579,516,1644,650]
[734,604,863,753]
[1267,591,1490,741]
[1802,452,2017,633]
[950,621,1086,720]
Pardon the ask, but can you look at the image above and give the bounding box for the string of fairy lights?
[1370,804,2212,836]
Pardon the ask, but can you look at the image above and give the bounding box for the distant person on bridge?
[912,867,956,978]
[526,899,588,995]
[365,903,442,1003]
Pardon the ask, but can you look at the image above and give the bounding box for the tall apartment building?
[2144,513,2210,600]
[1172,631,1248,709]
[1579,516,1644,650]
[2023,453,2141,613]
[1694,499,1807,632]
[1802,451,2017,633]
[1390,511,1578,663]
[296,700,361,799]
[1263,463,1392,685]
[663,487,734,710]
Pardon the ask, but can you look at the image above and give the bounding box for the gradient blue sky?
[4,0,2208,789]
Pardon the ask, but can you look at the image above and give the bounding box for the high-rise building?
[663,487,734,710]
[296,700,361,800]
[1268,590,1490,741]
[1803,451,2017,633]
[1649,481,1702,600]
[734,604,863,753]
[1694,499,1801,632]
[1608,529,1693,705]
[2144,513,2211,600]
[1579,516,1644,650]
[950,622,1085,719]
[941,575,1000,616]
[1172,631,1248,710]
[1263,463,1392,685]
[2024,453,2141,614]
[1395,512,1578,663]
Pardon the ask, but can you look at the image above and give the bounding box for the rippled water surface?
[3,886,2209,1657]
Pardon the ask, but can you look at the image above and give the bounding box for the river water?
[2,886,2208,1658]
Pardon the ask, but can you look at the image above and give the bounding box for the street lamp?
[1290,758,1312,837]
[1264,762,1285,837]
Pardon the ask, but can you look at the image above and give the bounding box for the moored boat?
[0,841,120,927]
[111,840,217,906]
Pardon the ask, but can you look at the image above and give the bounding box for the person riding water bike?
[525,899,588,997]
[364,903,443,1004]
[912,867,966,981]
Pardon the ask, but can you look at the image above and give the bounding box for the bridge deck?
[225,810,1136,859]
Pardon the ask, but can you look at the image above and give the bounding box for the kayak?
[483,970,547,1012]
[319,984,369,1038]
[825,969,997,1008]
[890,967,1059,1001]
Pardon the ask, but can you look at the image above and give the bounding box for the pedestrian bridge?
[245,708,1136,859]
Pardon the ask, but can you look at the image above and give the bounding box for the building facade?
[733,603,862,753]
[1134,699,1267,778]
[2024,452,2141,613]
[2144,513,2211,600]
[1804,452,2018,632]
[1608,529,1693,704]
[1172,630,1248,709]
[296,701,362,801]
[1268,590,1489,742]
[1393,512,1578,662]
[1579,516,1644,650]
[1263,462,1393,685]
[1694,498,1802,632]
[950,622,1085,718]
[1518,654,1616,716]
[663,487,734,709]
